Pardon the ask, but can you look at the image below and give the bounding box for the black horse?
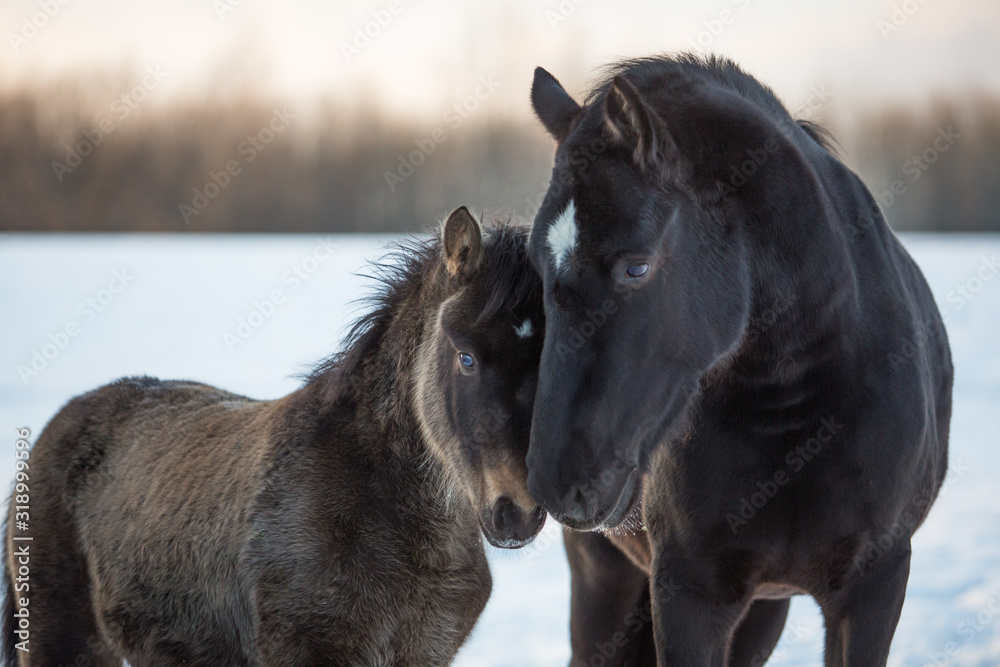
[3,208,546,666]
[526,54,952,666]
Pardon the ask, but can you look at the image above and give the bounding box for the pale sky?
[2,0,998,123]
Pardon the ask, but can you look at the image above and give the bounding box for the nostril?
[562,485,593,522]
[563,484,581,506]
[492,496,520,534]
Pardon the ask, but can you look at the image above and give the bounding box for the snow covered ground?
[1,233,997,666]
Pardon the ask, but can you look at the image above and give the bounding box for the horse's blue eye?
[626,263,649,278]
[458,352,476,369]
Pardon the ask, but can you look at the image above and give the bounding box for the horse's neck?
[727,143,861,404]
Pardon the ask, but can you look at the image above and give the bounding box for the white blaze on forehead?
[514,319,534,338]
[546,200,577,273]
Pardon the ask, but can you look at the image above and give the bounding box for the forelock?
[477,221,541,324]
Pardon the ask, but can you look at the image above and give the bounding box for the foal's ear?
[531,67,581,143]
[604,75,678,180]
[443,206,483,281]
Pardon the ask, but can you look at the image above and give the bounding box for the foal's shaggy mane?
[304,219,539,402]
[585,53,838,154]
[302,235,437,398]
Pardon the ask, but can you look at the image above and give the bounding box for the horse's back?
[27,375,277,664]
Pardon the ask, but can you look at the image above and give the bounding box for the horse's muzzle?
[529,464,639,532]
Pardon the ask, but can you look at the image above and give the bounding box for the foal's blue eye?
[458,352,476,369]
[625,263,649,278]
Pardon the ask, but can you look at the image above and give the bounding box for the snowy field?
[1,233,998,666]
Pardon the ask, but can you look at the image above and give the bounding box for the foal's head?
[414,207,547,548]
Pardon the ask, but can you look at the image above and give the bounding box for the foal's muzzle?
[481,497,547,549]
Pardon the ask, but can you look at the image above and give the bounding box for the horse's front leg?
[820,543,911,667]
[649,562,750,667]
[565,529,657,667]
[728,598,790,667]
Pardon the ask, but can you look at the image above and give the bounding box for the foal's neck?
[304,255,449,459]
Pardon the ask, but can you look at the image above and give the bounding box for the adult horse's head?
[414,207,547,548]
[525,58,782,529]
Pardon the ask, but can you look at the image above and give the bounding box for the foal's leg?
[15,534,121,666]
[564,529,656,667]
[821,545,911,667]
[728,599,790,666]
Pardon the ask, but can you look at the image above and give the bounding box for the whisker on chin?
[600,500,645,536]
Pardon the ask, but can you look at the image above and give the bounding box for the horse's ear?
[604,75,678,179]
[443,206,483,281]
[531,67,581,143]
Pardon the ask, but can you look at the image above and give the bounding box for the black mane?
[586,53,837,153]
[304,217,539,400]
[476,218,540,324]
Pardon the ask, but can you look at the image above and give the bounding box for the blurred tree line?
[1,74,997,233]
